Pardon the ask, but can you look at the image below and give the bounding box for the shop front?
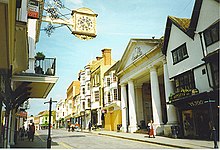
[171,91,219,140]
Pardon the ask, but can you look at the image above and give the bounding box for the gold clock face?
[77,16,93,31]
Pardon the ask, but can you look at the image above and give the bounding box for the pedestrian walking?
[27,124,31,141]
[19,126,25,140]
[30,123,35,142]
[71,125,75,132]
[148,120,155,138]
[88,121,92,132]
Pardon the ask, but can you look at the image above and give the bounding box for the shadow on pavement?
[11,133,60,148]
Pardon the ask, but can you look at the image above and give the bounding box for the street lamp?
[44,98,57,149]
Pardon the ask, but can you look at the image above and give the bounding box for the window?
[88,99,91,107]
[94,91,99,101]
[63,112,64,116]
[82,88,85,94]
[108,92,111,103]
[82,102,85,109]
[172,43,188,64]
[113,89,117,100]
[58,107,59,110]
[204,22,219,47]
[113,75,117,82]
[174,71,195,92]
[107,78,110,86]
[87,83,90,90]
[210,61,219,88]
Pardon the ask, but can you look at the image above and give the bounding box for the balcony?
[34,58,56,76]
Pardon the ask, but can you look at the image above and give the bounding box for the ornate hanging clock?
[72,8,98,40]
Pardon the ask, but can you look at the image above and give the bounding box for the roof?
[104,61,120,76]
[162,0,203,55]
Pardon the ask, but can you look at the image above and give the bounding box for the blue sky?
[27,0,195,116]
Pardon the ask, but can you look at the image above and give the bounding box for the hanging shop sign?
[28,0,39,19]
[17,111,27,118]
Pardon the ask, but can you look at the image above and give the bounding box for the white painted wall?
[166,24,204,78]
[194,65,213,92]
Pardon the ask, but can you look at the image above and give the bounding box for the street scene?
[0,0,219,149]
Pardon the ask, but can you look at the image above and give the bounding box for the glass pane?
[204,31,212,46]
[211,27,219,42]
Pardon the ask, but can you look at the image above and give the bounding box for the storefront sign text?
[188,100,204,107]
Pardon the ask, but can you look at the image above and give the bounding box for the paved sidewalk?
[11,131,67,149]
[82,129,219,149]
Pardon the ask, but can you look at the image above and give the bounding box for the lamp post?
[44,98,57,149]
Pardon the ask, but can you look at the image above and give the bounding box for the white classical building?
[117,38,167,134]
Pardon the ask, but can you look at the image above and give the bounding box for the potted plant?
[35,52,45,60]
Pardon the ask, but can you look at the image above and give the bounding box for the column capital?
[149,65,156,72]
[119,82,127,87]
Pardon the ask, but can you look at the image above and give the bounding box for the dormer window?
[172,43,188,65]
[203,22,219,47]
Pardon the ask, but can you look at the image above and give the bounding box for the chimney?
[102,48,111,65]
[96,56,102,61]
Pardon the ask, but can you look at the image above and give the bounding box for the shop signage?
[188,100,204,107]
[28,0,39,19]
[17,111,27,117]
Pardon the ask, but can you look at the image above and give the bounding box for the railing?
[34,58,56,76]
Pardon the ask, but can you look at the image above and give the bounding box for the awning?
[168,90,219,109]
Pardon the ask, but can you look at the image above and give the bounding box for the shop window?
[204,22,219,47]
[174,71,195,92]
[172,43,189,64]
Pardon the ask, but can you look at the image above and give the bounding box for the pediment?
[117,39,161,72]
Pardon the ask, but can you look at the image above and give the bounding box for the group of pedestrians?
[19,123,35,142]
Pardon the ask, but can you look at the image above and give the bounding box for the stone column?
[121,84,128,132]
[128,80,138,133]
[135,85,144,127]
[150,66,163,135]
[163,60,178,137]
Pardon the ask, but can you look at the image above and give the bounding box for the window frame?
[171,43,189,65]
[203,22,219,47]
[174,70,195,93]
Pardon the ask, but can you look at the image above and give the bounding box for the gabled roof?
[162,0,203,55]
